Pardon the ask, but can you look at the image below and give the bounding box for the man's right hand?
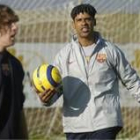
[32,83,57,104]
[38,88,56,103]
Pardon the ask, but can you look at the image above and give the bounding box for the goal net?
[2,0,140,139]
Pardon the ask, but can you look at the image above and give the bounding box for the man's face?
[72,12,95,39]
[0,22,18,49]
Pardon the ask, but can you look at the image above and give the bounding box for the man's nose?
[11,22,18,31]
[81,19,87,25]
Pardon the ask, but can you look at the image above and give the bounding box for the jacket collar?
[70,31,103,78]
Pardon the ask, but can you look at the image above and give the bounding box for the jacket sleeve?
[10,54,25,110]
[19,65,25,110]
[109,44,140,103]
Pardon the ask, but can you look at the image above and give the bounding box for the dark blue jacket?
[0,50,25,139]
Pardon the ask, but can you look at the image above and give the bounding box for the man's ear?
[72,21,75,29]
[71,21,77,34]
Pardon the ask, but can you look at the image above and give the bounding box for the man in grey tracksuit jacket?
[38,4,140,140]
[50,32,140,134]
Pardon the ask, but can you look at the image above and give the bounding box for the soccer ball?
[32,64,62,93]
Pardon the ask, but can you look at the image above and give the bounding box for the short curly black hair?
[71,4,97,20]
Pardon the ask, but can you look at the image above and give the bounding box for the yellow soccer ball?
[32,64,62,93]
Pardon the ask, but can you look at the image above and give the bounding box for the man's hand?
[32,82,57,103]
[38,88,56,103]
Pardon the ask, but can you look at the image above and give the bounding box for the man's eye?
[77,19,82,22]
[86,18,92,21]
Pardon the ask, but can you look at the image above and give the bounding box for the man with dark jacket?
[0,4,28,139]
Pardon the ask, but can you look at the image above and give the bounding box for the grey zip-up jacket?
[47,32,140,133]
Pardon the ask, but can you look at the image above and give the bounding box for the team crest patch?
[2,64,10,76]
[96,53,107,63]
